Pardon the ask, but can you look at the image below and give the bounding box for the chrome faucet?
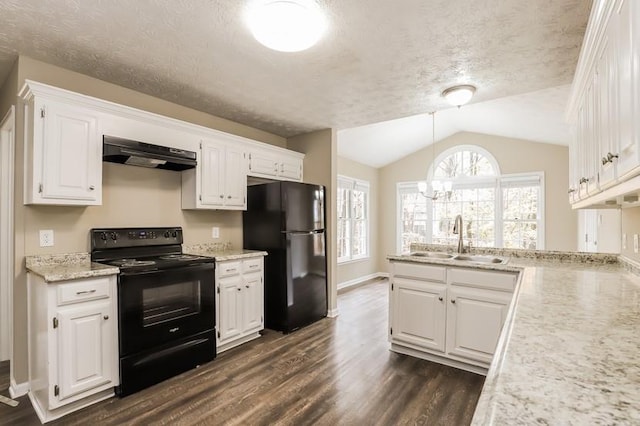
[452,214,464,253]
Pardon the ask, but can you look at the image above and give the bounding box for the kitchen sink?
[453,254,507,264]
[409,252,455,259]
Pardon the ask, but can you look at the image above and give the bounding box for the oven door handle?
[119,262,215,277]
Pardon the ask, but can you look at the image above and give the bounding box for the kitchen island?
[388,247,640,425]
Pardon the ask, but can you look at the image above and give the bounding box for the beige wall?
[620,207,640,260]
[337,156,382,284]
[0,59,17,121]
[287,129,338,315]
[379,132,577,264]
[7,56,289,384]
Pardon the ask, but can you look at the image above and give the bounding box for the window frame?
[396,145,545,252]
[338,175,370,263]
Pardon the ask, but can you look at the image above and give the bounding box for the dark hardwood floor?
[0,280,484,425]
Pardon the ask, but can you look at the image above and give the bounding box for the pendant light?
[246,0,327,52]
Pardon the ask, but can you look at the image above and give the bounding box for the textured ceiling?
[339,85,573,167]
[0,0,590,139]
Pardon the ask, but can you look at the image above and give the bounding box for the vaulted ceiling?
[0,0,591,165]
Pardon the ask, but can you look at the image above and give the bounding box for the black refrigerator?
[243,181,328,333]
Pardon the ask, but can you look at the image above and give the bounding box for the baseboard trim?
[337,272,388,292]
[9,377,29,398]
[327,308,339,318]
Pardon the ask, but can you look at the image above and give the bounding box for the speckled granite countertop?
[184,243,267,261]
[390,246,640,424]
[25,253,119,283]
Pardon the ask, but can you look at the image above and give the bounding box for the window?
[338,176,369,262]
[397,146,544,252]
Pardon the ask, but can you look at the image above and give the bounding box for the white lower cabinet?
[216,256,265,352]
[28,274,118,423]
[389,261,517,374]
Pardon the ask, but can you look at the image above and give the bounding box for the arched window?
[397,145,544,252]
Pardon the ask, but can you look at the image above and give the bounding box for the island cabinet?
[389,261,518,374]
[215,256,265,352]
[28,274,118,423]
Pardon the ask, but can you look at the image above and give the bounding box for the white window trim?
[396,145,545,251]
[338,175,370,263]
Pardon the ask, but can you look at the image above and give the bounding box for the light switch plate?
[39,229,54,247]
[634,234,638,253]
[622,234,627,250]
[212,227,220,239]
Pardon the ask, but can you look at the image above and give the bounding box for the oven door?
[118,262,215,356]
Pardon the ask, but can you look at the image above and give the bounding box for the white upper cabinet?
[20,80,305,208]
[182,135,247,210]
[247,146,304,182]
[21,83,102,205]
[567,0,640,207]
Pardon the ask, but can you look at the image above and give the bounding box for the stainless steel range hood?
[103,135,197,171]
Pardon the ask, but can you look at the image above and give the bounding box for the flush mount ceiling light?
[442,85,476,107]
[246,0,327,52]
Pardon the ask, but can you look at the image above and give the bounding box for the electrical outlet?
[211,227,220,239]
[622,234,627,250]
[634,234,639,253]
[39,230,54,247]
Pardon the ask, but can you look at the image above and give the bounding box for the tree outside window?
[397,145,544,252]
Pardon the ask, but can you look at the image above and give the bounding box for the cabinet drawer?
[448,268,517,292]
[242,257,263,273]
[392,262,446,283]
[57,277,112,306]
[218,261,241,277]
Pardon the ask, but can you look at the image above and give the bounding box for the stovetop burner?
[158,254,202,261]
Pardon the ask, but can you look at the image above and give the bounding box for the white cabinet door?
[446,286,512,364]
[391,278,446,353]
[614,0,638,179]
[279,156,302,181]
[54,300,115,407]
[40,100,101,203]
[218,276,243,343]
[248,151,278,177]
[200,141,225,206]
[242,272,263,333]
[224,145,247,208]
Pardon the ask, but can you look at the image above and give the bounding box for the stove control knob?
[110,232,118,241]
[100,232,108,241]
[164,231,171,238]
[172,231,178,238]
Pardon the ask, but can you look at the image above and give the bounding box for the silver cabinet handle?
[601,157,609,166]
[76,289,96,295]
[219,195,224,199]
[579,177,589,184]
[451,299,456,304]
[89,185,95,190]
[227,195,232,199]
[245,285,250,289]
[438,296,443,301]
[103,315,109,320]
[607,152,619,162]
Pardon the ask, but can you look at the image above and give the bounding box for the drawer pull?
[76,289,96,295]
[249,264,258,268]
[226,268,237,273]
[103,315,109,320]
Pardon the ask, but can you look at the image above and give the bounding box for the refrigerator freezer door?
[282,182,325,232]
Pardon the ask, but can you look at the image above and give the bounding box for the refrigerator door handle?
[281,230,324,235]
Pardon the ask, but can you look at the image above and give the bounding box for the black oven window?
[143,281,202,327]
